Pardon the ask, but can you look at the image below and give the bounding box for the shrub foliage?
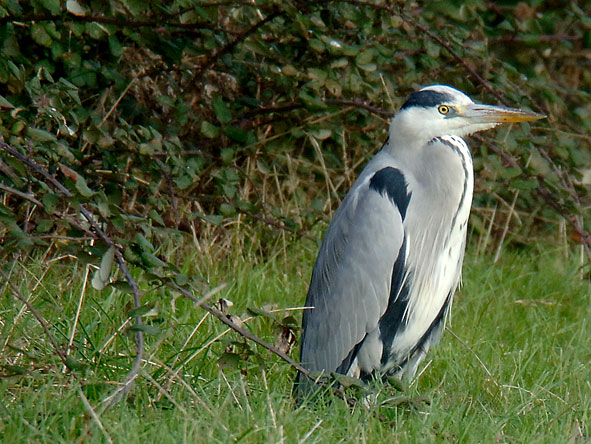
[1,0,590,256]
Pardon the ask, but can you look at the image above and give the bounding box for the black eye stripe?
[400,90,455,110]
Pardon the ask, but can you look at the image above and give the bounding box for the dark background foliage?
[1,0,590,262]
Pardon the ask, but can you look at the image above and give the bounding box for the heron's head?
[390,85,545,145]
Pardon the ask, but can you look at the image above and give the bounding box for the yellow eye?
[438,105,450,115]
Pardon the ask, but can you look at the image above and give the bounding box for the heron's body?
[298,86,543,393]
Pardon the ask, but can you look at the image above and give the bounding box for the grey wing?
[300,166,409,377]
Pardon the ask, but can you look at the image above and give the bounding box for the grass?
[1,234,590,443]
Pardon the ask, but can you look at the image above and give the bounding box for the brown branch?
[247,212,315,240]
[325,99,392,115]
[491,34,581,44]
[0,183,43,206]
[238,99,391,121]
[2,13,217,31]
[473,134,521,169]
[172,283,311,377]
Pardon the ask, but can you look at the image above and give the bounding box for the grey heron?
[297,85,544,395]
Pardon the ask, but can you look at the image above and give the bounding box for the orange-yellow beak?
[462,103,546,124]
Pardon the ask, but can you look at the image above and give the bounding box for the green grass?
[1,237,590,443]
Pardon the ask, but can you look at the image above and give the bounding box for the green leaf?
[135,233,154,252]
[148,209,165,226]
[2,364,29,375]
[213,96,232,124]
[219,203,236,216]
[65,355,86,370]
[511,179,539,190]
[200,214,223,225]
[309,39,325,53]
[200,121,220,138]
[174,273,188,286]
[108,35,123,57]
[141,251,166,268]
[66,0,87,16]
[0,94,15,109]
[26,127,57,142]
[129,324,160,335]
[299,91,327,111]
[75,175,95,197]
[331,373,365,389]
[36,219,53,233]
[31,24,53,47]
[42,193,60,214]
[355,48,376,65]
[91,246,115,291]
[386,376,408,392]
[128,304,154,318]
[223,125,249,143]
[111,281,133,293]
[217,352,242,370]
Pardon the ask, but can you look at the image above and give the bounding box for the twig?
[2,13,219,31]
[491,34,580,44]
[99,79,136,127]
[472,133,591,254]
[0,183,43,206]
[446,327,500,390]
[246,212,315,240]
[172,283,311,377]
[64,264,91,372]
[77,386,114,444]
[325,99,392,116]
[237,97,391,122]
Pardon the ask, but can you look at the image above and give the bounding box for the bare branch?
[172,283,311,377]
[0,183,43,207]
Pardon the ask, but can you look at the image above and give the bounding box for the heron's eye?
[438,105,450,115]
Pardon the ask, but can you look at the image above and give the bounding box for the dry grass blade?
[77,386,114,444]
[0,266,69,367]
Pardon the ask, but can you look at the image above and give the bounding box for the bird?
[297,85,544,395]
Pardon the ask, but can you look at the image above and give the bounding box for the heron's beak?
[462,103,546,124]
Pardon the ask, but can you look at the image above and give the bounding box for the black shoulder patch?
[369,167,412,220]
[400,90,453,111]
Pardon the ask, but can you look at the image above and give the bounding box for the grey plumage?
[297,85,544,395]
